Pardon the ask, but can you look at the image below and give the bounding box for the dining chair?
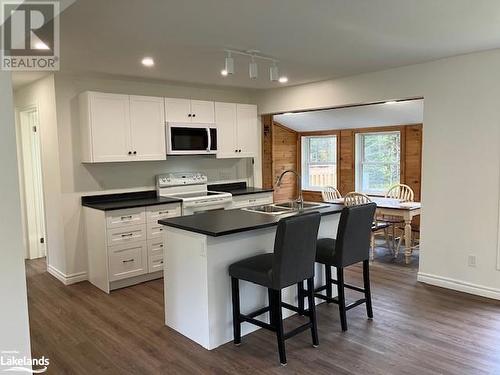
[382,184,415,253]
[344,192,391,261]
[321,186,342,202]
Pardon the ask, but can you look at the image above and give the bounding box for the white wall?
[15,73,258,281]
[0,72,32,367]
[258,49,500,299]
[14,76,67,277]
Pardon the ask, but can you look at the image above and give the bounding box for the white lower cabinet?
[108,242,148,281]
[85,202,181,293]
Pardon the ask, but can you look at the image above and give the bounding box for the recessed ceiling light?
[34,41,49,50]
[385,100,398,104]
[141,57,155,67]
[221,69,228,76]
[278,76,288,83]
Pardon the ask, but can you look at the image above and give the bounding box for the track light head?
[224,52,234,75]
[249,57,258,79]
[270,62,279,82]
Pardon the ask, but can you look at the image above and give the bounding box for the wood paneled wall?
[297,124,423,202]
[261,118,298,202]
[261,120,423,204]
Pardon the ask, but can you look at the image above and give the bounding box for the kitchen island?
[159,204,343,350]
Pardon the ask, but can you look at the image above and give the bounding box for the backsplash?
[80,155,253,191]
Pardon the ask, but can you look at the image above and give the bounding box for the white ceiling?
[50,0,500,89]
[274,100,424,132]
[12,0,500,90]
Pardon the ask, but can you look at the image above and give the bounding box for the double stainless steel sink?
[243,201,329,215]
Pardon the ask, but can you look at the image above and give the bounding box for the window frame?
[300,133,339,192]
[355,130,402,196]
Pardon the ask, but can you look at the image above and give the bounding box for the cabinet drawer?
[148,239,164,257]
[146,204,181,223]
[107,225,146,246]
[147,223,165,240]
[106,208,146,228]
[108,242,147,281]
[148,253,164,273]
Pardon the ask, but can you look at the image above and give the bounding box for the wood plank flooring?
[26,249,500,374]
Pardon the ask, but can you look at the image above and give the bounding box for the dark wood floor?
[26,248,500,375]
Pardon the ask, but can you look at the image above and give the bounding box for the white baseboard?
[417,272,500,300]
[47,265,87,285]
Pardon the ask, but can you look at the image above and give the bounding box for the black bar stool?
[229,211,321,366]
[302,203,376,331]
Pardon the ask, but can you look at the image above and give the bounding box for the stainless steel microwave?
[166,123,217,155]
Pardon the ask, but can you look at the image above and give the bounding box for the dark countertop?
[82,190,182,211]
[208,182,273,196]
[159,204,343,237]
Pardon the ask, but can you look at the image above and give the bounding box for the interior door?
[90,93,131,162]
[236,104,258,157]
[215,102,238,158]
[191,100,215,123]
[129,95,166,160]
[165,98,191,123]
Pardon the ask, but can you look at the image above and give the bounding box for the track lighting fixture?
[224,51,234,75]
[249,56,258,79]
[270,61,279,82]
[220,49,288,83]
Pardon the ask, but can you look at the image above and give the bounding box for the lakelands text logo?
[1,351,49,373]
[1,0,60,71]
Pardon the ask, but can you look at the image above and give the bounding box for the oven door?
[167,123,217,155]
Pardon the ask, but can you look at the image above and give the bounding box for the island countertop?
[158,204,344,237]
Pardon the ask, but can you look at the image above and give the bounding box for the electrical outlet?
[467,255,477,267]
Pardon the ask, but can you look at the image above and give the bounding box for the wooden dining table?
[327,197,422,264]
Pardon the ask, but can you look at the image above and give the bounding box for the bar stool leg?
[306,277,319,347]
[336,267,348,331]
[267,288,276,325]
[231,277,241,345]
[273,289,287,365]
[297,281,305,315]
[325,265,332,302]
[363,260,374,319]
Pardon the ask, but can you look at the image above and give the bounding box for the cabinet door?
[108,241,147,281]
[215,102,238,158]
[165,98,191,123]
[89,93,131,162]
[236,104,259,157]
[191,100,215,123]
[129,96,166,161]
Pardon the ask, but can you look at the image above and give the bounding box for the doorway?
[17,106,47,260]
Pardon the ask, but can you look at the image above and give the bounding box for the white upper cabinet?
[165,98,215,123]
[215,102,258,159]
[129,95,166,161]
[80,91,166,163]
[190,100,215,123]
[214,102,238,158]
[236,104,259,158]
[164,98,191,122]
[80,92,131,162]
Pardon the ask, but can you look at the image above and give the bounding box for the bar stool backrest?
[272,211,321,289]
[334,203,377,267]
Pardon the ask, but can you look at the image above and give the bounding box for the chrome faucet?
[275,169,303,209]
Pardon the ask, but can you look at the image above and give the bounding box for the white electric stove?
[156,172,232,215]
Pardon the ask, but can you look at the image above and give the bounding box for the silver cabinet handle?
[158,211,170,215]
[121,233,134,238]
[122,259,134,263]
[120,215,133,220]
